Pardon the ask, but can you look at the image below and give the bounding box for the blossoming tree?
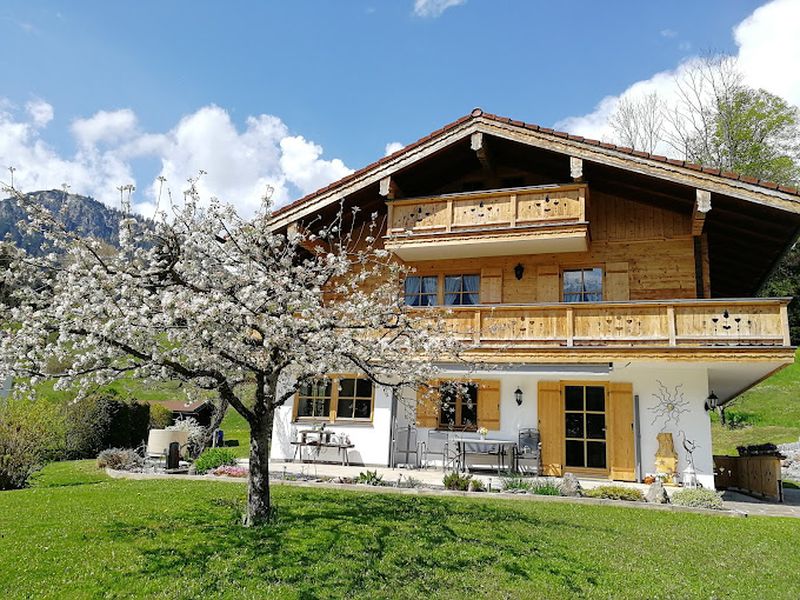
[0,181,468,525]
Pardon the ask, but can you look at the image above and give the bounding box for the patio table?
[451,437,517,473]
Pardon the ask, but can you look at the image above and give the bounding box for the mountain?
[0,190,148,255]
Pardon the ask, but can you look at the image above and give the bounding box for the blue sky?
[0,0,796,213]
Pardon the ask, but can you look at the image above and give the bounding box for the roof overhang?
[270,111,800,231]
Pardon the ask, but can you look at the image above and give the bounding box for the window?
[336,378,373,420]
[564,384,607,470]
[404,276,438,307]
[563,268,603,303]
[295,376,374,421]
[444,274,480,306]
[439,382,478,430]
[296,379,333,419]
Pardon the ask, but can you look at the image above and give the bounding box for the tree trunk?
[199,397,229,453]
[719,405,727,428]
[243,411,274,526]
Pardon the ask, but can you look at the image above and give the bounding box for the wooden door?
[608,382,636,481]
[538,381,563,476]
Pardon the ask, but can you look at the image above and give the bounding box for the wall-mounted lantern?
[514,263,524,280]
[514,387,524,406]
[704,391,719,412]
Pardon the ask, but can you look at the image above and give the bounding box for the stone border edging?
[105,468,746,518]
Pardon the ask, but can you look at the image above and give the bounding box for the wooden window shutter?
[537,265,559,302]
[605,262,630,301]
[415,381,439,428]
[537,381,563,476]
[480,268,503,304]
[477,380,501,430]
[607,382,636,481]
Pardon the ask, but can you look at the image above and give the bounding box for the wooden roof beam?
[692,190,712,236]
[570,157,583,182]
[379,176,402,200]
[471,132,499,185]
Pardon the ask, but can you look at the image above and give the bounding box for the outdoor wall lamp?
[514,263,524,280]
[704,391,719,412]
[514,387,524,406]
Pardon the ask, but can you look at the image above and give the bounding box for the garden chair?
[513,428,541,475]
[392,425,422,468]
[422,430,459,471]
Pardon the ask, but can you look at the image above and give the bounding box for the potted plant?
[477,426,489,440]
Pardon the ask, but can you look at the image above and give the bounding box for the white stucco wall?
[270,363,716,487]
[270,382,394,466]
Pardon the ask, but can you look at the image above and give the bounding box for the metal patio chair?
[392,425,422,468]
[513,428,541,475]
[422,430,459,471]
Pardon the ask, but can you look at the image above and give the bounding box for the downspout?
[633,394,642,482]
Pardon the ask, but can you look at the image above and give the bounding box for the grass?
[711,348,800,455]
[2,462,800,599]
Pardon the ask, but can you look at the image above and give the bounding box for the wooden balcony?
[385,184,589,260]
[412,298,792,360]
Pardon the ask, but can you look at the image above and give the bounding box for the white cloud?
[25,99,53,128]
[660,29,678,38]
[735,0,800,107]
[71,109,138,148]
[555,0,800,148]
[385,141,404,155]
[0,102,352,217]
[413,0,465,18]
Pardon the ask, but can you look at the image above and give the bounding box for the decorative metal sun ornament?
[649,381,691,430]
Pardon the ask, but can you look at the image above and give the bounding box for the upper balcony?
[385,184,589,261]
[410,298,793,362]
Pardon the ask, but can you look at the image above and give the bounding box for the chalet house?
[268,109,798,487]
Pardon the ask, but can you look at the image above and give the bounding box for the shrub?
[0,398,64,490]
[149,403,174,429]
[527,478,562,496]
[194,447,237,474]
[671,488,725,510]
[469,478,486,492]
[443,471,472,491]
[355,470,384,486]
[96,448,144,471]
[585,485,644,502]
[500,475,532,492]
[398,475,422,488]
[65,392,150,459]
[167,417,206,459]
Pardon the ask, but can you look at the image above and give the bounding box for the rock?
[645,480,670,504]
[560,472,582,497]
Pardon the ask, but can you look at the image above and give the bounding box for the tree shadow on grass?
[104,486,609,598]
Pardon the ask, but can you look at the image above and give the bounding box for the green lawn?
[711,349,800,455]
[2,461,800,599]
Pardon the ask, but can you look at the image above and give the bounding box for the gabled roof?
[271,108,800,229]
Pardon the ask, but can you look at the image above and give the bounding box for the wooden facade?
[271,110,800,480]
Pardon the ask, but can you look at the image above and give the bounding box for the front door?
[563,384,608,473]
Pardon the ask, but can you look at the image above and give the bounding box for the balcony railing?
[412,298,791,349]
[385,184,589,260]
